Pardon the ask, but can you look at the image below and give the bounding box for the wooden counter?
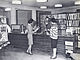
[33,34,51,52]
[8,33,28,49]
[8,33,51,52]
[8,33,75,55]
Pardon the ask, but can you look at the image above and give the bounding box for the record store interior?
[0,0,80,60]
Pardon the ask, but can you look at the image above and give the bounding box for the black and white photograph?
[0,0,80,60]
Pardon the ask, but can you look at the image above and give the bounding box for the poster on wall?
[66,27,74,36]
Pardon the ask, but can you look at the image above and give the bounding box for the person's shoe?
[50,56,57,59]
[25,51,33,55]
[25,51,29,54]
[29,52,33,55]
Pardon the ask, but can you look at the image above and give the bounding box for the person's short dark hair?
[46,16,49,18]
[28,18,34,23]
[50,17,57,23]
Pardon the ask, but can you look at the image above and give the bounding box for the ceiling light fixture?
[54,4,62,7]
[36,0,47,2]
[12,0,21,4]
[75,1,80,5]
[5,8,11,11]
[40,6,47,9]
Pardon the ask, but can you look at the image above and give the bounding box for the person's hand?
[33,33,37,35]
[25,29,28,34]
[37,26,40,30]
[46,32,49,35]
[8,32,12,33]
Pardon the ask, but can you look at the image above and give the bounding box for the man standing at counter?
[47,17,58,59]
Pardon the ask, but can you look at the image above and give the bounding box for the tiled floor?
[0,45,69,60]
[71,53,80,60]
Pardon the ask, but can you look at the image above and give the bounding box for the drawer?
[65,46,73,50]
[65,41,73,46]
[66,50,73,53]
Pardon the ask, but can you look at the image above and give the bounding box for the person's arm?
[33,26,40,33]
[25,29,28,34]
[7,25,11,33]
[33,25,37,30]
[46,29,50,35]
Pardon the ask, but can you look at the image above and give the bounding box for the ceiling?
[0,0,78,9]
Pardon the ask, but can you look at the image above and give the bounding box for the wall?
[51,6,80,14]
[0,8,4,16]
[1,1,80,25]
[0,2,52,25]
[0,3,38,24]
[4,11,11,25]
[16,10,32,26]
[0,8,11,25]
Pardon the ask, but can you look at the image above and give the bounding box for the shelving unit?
[37,12,80,55]
[77,27,80,49]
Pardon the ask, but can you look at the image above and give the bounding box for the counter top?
[8,33,50,36]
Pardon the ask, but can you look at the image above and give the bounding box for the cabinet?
[8,33,28,49]
[33,34,51,53]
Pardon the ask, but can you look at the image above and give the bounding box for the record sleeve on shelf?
[68,13,77,20]
[60,25,66,29]
[58,30,66,36]
[78,35,80,40]
[67,21,69,26]
[65,46,73,50]
[78,42,80,48]
[72,20,79,26]
[53,14,58,19]
[77,13,80,19]
[66,27,74,36]
[68,20,72,26]
[78,27,80,34]
[65,41,73,46]
[59,20,64,24]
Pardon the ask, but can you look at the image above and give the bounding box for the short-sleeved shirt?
[50,23,58,39]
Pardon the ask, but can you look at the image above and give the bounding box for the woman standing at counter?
[50,18,58,59]
[25,18,39,55]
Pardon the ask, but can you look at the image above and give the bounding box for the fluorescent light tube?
[12,0,21,4]
[40,6,47,9]
[37,0,47,2]
[75,1,80,5]
[55,4,62,7]
[5,8,11,11]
